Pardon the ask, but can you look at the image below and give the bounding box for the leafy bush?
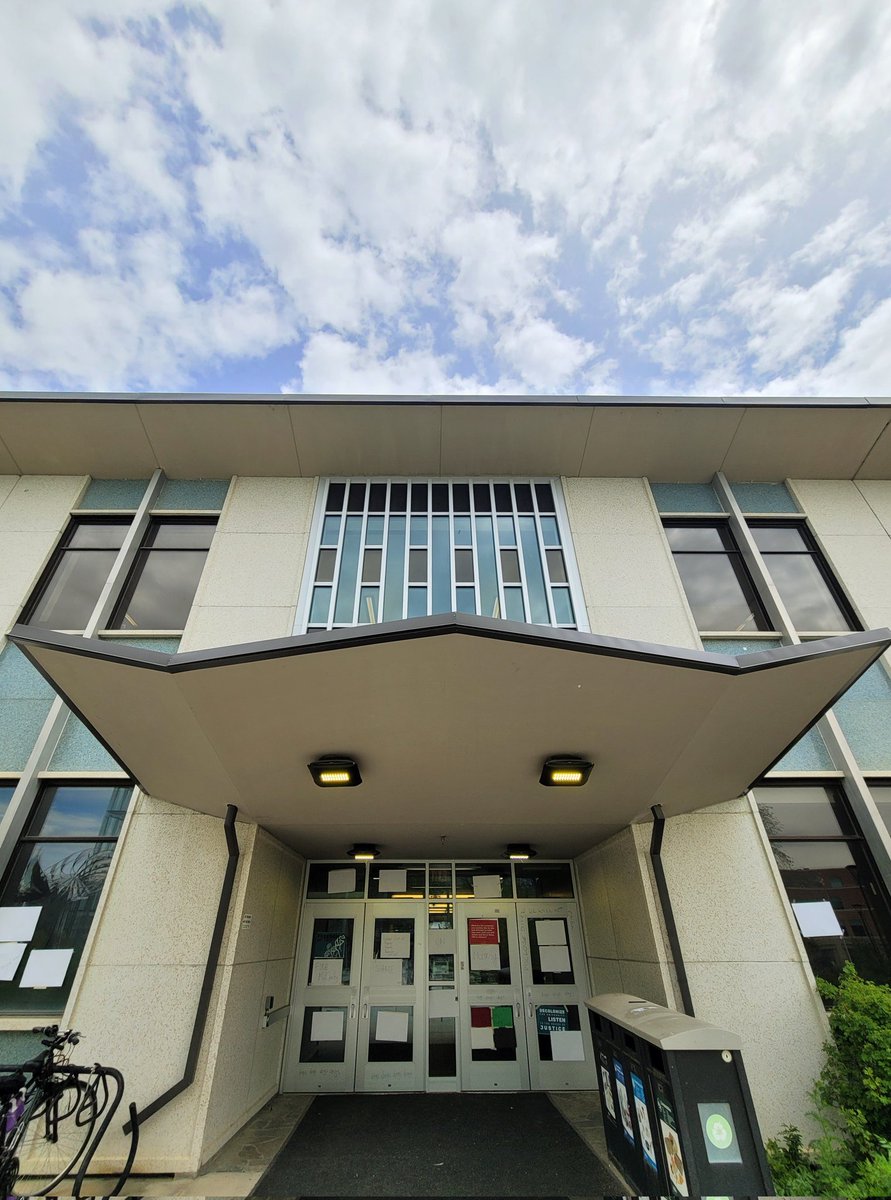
[765,965,891,1197]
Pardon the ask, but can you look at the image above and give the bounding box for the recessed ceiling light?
[539,756,594,786]
[504,844,537,860]
[308,756,362,787]
[347,843,380,860]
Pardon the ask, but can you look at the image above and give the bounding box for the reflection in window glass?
[0,784,131,1014]
[308,918,354,986]
[756,785,891,986]
[515,862,574,898]
[0,786,14,826]
[750,523,856,631]
[109,520,216,630]
[665,522,770,632]
[870,787,891,834]
[24,519,129,630]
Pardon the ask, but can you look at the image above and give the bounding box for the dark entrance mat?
[250,1093,621,1197]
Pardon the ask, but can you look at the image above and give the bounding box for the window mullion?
[88,469,166,635]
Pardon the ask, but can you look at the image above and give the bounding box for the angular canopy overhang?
[9,616,891,858]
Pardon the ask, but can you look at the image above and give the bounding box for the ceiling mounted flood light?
[540,756,594,786]
[347,844,380,860]
[504,844,537,861]
[308,755,362,787]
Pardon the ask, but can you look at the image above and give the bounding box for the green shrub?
[765,965,891,1197]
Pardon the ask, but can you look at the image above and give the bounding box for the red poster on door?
[468,919,499,944]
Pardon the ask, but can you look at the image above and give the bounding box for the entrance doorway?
[281,860,596,1093]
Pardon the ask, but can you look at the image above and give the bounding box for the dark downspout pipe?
[123,804,239,1134]
[649,804,695,1017]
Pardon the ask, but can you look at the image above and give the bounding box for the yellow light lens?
[352,852,376,860]
[509,853,530,860]
[550,769,584,784]
[319,770,352,785]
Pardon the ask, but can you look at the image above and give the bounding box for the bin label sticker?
[631,1071,658,1172]
[698,1102,742,1164]
[613,1059,635,1145]
[657,1093,689,1197]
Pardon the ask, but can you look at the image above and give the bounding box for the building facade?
[0,394,890,1174]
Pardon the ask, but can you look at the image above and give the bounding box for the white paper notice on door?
[550,1030,585,1061]
[0,943,26,981]
[792,900,844,938]
[311,957,344,986]
[0,907,41,943]
[310,1010,344,1041]
[377,869,407,893]
[376,1010,409,1042]
[535,920,566,946]
[19,948,73,989]
[471,874,501,898]
[428,929,456,954]
[429,988,456,1018]
[469,943,501,971]
[380,932,411,959]
[327,868,356,894]
[370,958,404,986]
[470,1025,495,1050]
[539,945,571,974]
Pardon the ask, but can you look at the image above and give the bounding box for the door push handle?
[362,1002,368,1019]
[528,1000,533,1017]
[349,1000,356,1020]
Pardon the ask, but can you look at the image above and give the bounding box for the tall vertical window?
[749,522,858,632]
[663,522,771,633]
[108,519,216,630]
[22,519,130,630]
[0,784,131,1013]
[754,785,891,986]
[306,480,577,630]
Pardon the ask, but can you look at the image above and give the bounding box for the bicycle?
[0,1024,133,1197]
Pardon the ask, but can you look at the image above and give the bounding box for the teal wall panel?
[155,479,230,510]
[650,483,724,513]
[730,482,799,513]
[80,479,148,510]
[0,646,54,770]
[834,662,891,770]
[49,712,121,772]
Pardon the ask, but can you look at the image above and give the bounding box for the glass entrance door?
[355,902,425,1091]
[456,902,529,1090]
[282,902,364,1091]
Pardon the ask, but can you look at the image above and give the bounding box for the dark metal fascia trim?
[649,804,695,1017]
[122,803,239,1135]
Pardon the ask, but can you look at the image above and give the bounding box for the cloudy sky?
[1,1,890,396]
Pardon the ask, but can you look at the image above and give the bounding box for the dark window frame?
[748,519,860,632]
[20,516,131,630]
[662,518,773,633]
[107,517,217,632]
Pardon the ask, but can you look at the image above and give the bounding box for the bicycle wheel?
[16,1078,96,1194]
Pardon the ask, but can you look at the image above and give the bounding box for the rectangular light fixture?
[540,756,594,786]
[308,756,362,787]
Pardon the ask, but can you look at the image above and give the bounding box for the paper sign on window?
[19,948,73,989]
[469,943,500,971]
[467,919,499,944]
[792,900,844,938]
[0,907,41,943]
[0,943,26,981]
[471,875,501,898]
[377,869,407,893]
[327,868,356,894]
[380,932,411,959]
[310,1010,344,1041]
[376,1010,409,1042]
[535,920,566,945]
[311,958,343,986]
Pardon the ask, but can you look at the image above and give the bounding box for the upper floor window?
[22,517,216,634]
[663,522,770,633]
[305,479,578,631]
[749,522,858,632]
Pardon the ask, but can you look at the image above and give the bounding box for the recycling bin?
[586,993,773,1197]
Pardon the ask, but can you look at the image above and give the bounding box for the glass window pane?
[552,588,574,624]
[332,516,362,623]
[362,549,382,583]
[308,918,354,986]
[473,483,492,513]
[497,516,517,546]
[368,865,425,899]
[456,587,476,613]
[514,483,533,512]
[431,517,451,614]
[407,587,427,617]
[763,555,851,630]
[753,786,850,837]
[382,515,406,621]
[368,483,387,513]
[515,862,575,898]
[299,1006,347,1063]
[111,549,208,630]
[454,549,474,584]
[410,516,427,546]
[528,916,575,983]
[536,1004,582,1061]
[454,515,472,546]
[365,516,385,545]
[428,1010,457,1076]
[369,1007,413,1062]
[27,785,131,838]
[455,863,513,898]
[321,515,341,545]
[519,516,550,624]
[305,863,366,899]
[466,916,512,986]
[470,1002,517,1060]
[664,525,728,551]
[408,549,427,583]
[535,483,555,512]
[494,484,513,514]
[325,482,345,513]
[315,549,337,582]
[411,483,428,513]
[371,916,415,984]
[309,587,331,625]
[68,521,129,550]
[539,516,560,546]
[452,484,470,514]
[673,553,762,631]
[347,482,366,512]
[389,483,407,512]
[870,787,891,834]
[750,525,808,553]
[500,549,521,583]
[0,786,13,825]
[29,549,120,629]
[147,522,216,549]
[358,587,379,624]
[503,589,525,621]
[546,549,567,583]
[432,484,449,513]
